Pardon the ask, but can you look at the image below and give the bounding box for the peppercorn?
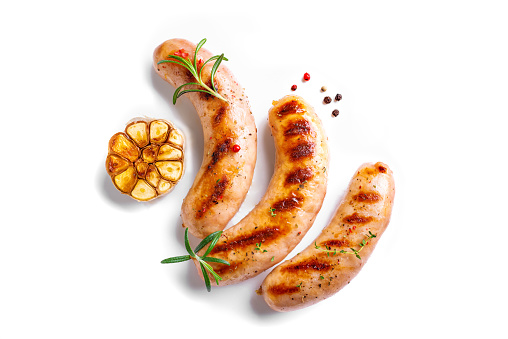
[303,72,310,81]
[332,109,339,117]
[323,96,332,104]
[291,84,297,91]
[321,86,327,92]
[335,94,342,101]
[232,144,241,152]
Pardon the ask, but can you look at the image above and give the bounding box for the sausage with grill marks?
[153,38,257,239]
[195,95,329,285]
[260,162,395,312]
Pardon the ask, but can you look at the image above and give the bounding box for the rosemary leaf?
[194,230,222,253]
[156,59,187,68]
[173,82,202,104]
[199,55,229,79]
[194,38,207,69]
[202,231,222,257]
[201,257,230,266]
[160,255,191,264]
[174,89,216,104]
[200,263,212,292]
[160,54,195,74]
[201,261,223,285]
[184,228,196,258]
[210,53,225,92]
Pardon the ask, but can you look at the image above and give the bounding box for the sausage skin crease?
[153,39,257,239]
[260,162,395,312]
[195,95,329,285]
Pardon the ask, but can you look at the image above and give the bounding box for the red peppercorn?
[232,144,241,152]
[291,84,297,91]
[174,49,188,58]
[303,72,310,81]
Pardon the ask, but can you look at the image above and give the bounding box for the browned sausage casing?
[260,162,395,311]
[195,95,329,285]
[153,39,257,239]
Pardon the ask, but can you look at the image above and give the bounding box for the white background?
[1,1,507,338]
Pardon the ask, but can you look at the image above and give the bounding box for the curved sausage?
[195,95,329,285]
[153,39,257,239]
[260,162,395,312]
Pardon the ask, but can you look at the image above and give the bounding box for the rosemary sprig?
[314,231,377,260]
[161,228,230,292]
[157,38,228,104]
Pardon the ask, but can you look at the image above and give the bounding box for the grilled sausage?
[195,95,329,285]
[153,38,257,239]
[260,162,395,311]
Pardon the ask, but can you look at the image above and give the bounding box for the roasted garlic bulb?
[106,118,185,201]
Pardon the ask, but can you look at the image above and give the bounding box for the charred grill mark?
[353,191,381,203]
[289,142,315,161]
[211,227,281,254]
[284,119,311,136]
[213,106,228,125]
[321,239,349,248]
[342,212,373,224]
[195,176,229,219]
[215,262,240,276]
[207,138,232,169]
[210,177,228,204]
[277,100,306,116]
[272,195,303,212]
[282,259,332,273]
[285,167,314,186]
[268,284,301,295]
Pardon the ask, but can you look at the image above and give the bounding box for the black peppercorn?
[335,94,342,101]
[323,96,332,104]
[332,109,339,117]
